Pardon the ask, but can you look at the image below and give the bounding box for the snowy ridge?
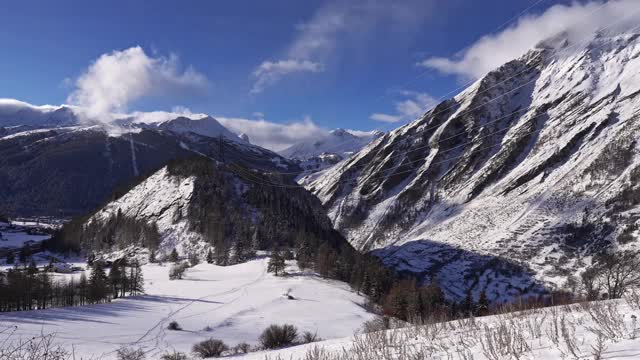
[280,128,380,160]
[137,115,249,144]
[92,167,206,256]
[310,33,640,299]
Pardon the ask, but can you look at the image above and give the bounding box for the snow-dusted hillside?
[0,258,375,359]
[310,33,640,300]
[80,156,338,259]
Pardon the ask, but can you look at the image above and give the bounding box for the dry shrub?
[192,338,228,358]
[260,324,298,349]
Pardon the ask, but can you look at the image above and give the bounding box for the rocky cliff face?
[310,33,640,300]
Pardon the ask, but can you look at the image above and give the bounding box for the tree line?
[0,259,143,313]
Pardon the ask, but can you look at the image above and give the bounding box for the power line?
[232,106,639,191]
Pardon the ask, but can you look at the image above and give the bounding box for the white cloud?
[0,98,60,113]
[420,0,640,80]
[370,91,437,123]
[370,113,402,123]
[67,46,208,126]
[250,60,323,94]
[216,115,328,151]
[252,112,265,120]
[251,0,432,93]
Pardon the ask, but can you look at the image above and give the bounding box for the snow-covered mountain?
[0,126,299,216]
[0,99,77,128]
[310,33,640,300]
[71,156,346,261]
[0,100,250,145]
[134,115,249,144]
[281,128,382,186]
[280,128,381,160]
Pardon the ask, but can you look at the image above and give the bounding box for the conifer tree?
[267,250,286,276]
[108,264,122,298]
[18,246,28,263]
[461,289,474,316]
[129,260,144,295]
[477,290,490,315]
[27,259,38,275]
[89,262,109,303]
[169,248,179,262]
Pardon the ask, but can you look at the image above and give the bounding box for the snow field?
[0,258,375,359]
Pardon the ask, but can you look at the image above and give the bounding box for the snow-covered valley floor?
[0,258,375,359]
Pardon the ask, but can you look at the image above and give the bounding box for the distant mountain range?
[0,111,300,216]
[279,128,382,160]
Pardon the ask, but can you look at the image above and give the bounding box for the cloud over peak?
[67,46,208,126]
[420,0,640,80]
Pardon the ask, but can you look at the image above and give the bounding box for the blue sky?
[0,0,629,148]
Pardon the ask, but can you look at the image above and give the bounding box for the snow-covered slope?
[0,259,375,359]
[310,33,640,300]
[240,297,640,360]
[82,156,339,259]
[280,129,381,160]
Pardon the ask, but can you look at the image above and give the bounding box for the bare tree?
[585,251,640,299]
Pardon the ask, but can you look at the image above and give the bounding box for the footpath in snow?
[0,258,374,359]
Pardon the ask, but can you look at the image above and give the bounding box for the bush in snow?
[259,324,298,349]
[169,262,189,280]
[161,351,189,360]
[361,316,392,333]
[302,331,321,343]
[232,342,251,354]
[167,320,182,331]
[192,338,228,358]
[283,288,295,300]
[116,346,146,360]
